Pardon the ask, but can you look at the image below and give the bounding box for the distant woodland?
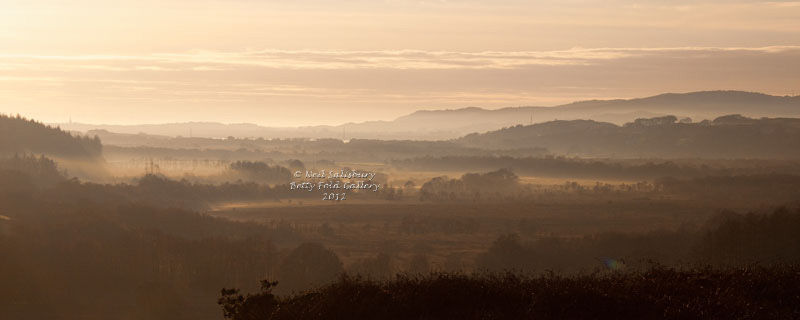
[459,115,800,158]
[0,114,102,159]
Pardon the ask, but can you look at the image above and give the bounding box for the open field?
[210,197,712,269]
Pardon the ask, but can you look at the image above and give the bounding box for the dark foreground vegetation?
[220,266,800,320]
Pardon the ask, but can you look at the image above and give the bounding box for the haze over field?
[3,1,800,319]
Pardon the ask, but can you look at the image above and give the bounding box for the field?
[210,197,711,270]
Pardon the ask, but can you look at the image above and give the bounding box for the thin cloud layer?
[1,46,798,71]
[1,46,798,126]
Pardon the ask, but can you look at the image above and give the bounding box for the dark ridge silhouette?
[458,114,800,158]
[0,114,102,159]
[219,266,800,320]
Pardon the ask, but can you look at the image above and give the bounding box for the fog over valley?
[3,0,800,318]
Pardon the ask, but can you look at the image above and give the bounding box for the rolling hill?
[55,91,800,141]
[457,114,800,158]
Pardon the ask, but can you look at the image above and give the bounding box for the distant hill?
[0,114,102,159]
[457,115,800,158]
[56,91,800,141]
[558,91,799,118]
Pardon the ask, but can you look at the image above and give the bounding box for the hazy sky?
[1,0,799,126]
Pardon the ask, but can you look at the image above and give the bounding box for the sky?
[1,0,799,126]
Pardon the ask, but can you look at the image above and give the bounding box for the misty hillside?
[349,91,799,135]
[458,114,800,158]
[0,114,102,159]
[560,91,798,113]
[56,91,800,141]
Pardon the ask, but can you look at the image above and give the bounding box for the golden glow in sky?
[1,0,799,126]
